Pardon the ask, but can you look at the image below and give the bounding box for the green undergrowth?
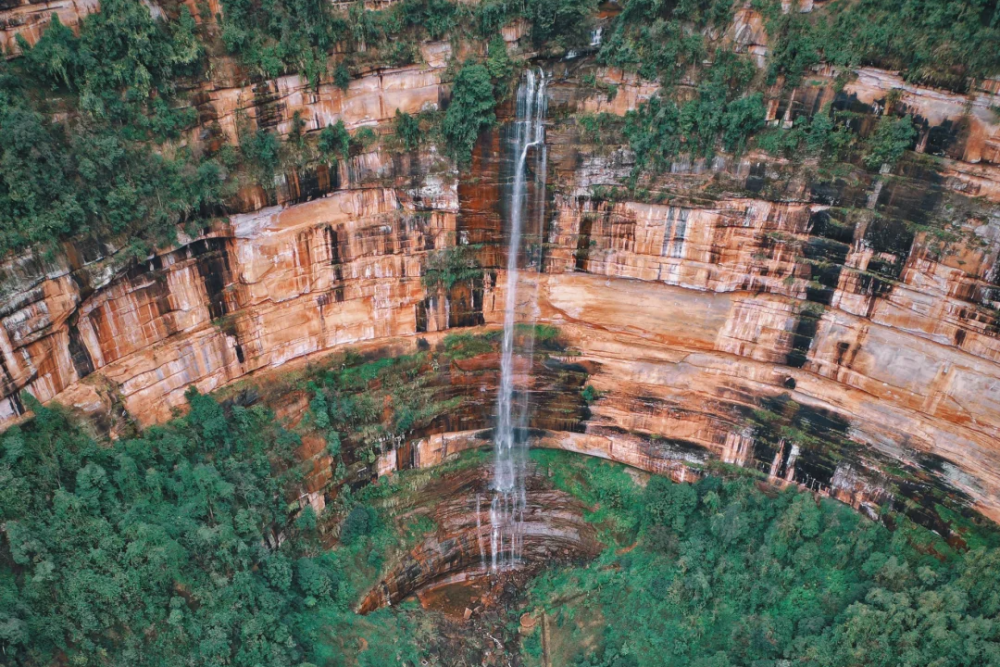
[0,389,433,666]
[305,350,459,471]
[531,449,645,543]
[422,243,484,292]
[301,327,561,475]
[522,451,1000,667]
[589,0,958,182]
[442,330,502,360]
[754,0,1000,92]
[0,0,534,258]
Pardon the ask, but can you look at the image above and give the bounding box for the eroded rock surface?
[2,17,1000,530]
[358,464,601,614]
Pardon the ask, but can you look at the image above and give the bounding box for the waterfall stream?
[488,69,549,572]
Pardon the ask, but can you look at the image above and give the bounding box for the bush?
[422,244,482,291]
[341,505,378,544]
[758,0,1000,91]
[393,110,421,151]
[863,115,917,170]
[19,0,201,121]
[318,120,350,161]
[443,332,496,360]
[351,126,378,153]
[581,385,600,403]
[526,0,598,49]
[442,61,496,165]
[334,60,351,90]
[721,92,766,154]
[486,34,516,96]
[400,0,458,40]
[239,127,281,185]
[644,475,697,532]
[597,0,717,86]
[219,0,348,81]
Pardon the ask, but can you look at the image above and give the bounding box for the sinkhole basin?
[338,445,1000,667]
[357,450,604,616]
[342,447,621,666]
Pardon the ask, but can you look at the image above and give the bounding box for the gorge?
[3,0,1000,664]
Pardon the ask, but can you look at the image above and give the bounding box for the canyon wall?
[3,6,1000,531]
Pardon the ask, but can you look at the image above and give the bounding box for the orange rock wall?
[2,10,1000,526]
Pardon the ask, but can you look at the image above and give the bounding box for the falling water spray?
[488,69,549,572]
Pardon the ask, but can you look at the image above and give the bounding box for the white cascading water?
[488,69,549,572]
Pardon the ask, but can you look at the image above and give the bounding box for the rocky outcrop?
[2,19,1000,531]
[357,465,601,613]
[0,0,98,54]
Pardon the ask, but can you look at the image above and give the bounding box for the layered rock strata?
[358,464,601,614]
[2,15,1000,531]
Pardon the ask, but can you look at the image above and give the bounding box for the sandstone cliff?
[2,5,1000,534]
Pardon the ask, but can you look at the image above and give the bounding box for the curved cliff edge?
[2,13,1000,529]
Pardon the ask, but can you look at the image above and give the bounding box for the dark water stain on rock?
[359,464,601,614]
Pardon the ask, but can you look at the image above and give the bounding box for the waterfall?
[489,69,549,572]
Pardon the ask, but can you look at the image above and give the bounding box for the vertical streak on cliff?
[490,69,549,572]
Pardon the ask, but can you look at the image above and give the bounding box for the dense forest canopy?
[526,451,1000,667]
[0,388,425,666]
[1,0,999,258]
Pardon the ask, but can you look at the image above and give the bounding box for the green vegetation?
[525,451,1000,667]
[486,34,517,99]
[863,115,919,170]
[598,0,730,86]
[442,61,497,165]
[0,0,528,259]
[622,51,765,174]
[350,126,378,153]
[0,391,425,666]
[219,0,348,83]
[393,110,421,152]
[578,112,623,145]
[239,126,282,185]
[598,0,999,177]
[215,0,537,84]
[422,243,483,291]
[217,0,458,82]
[318,120,351,161]
[756,0,1000,91]
[17,0,200,127]
[442,330,501,360]
[306,350,459,460]
[753,103,855,160]
[525,0,598,50]
[2,0,221,258]
[6,0,991,258]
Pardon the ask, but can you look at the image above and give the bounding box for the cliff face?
[3,7,1000,529]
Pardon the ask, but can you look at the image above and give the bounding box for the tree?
[721,93,766,153]
[334,60,351,91]
[486,34,515,92]
[240,127,281,185]
[393,110,421,152]
[525,0,598,49]
[863,115,917,170]
[318,120,351,161]
[442,61,496,165]
[643,475,697,533]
